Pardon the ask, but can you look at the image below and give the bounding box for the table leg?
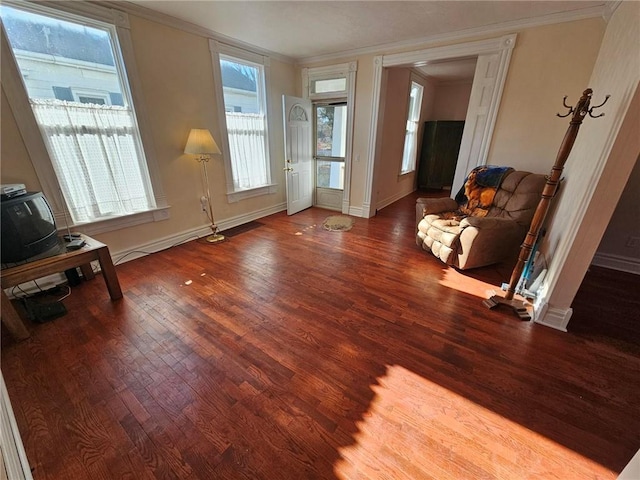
[1,291,30,340]
[97,247,122,300]
[79,263,95,280]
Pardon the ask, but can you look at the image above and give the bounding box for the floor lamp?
[184,128,225,243]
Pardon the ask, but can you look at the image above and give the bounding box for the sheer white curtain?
[225,112,269,190]
[401,82,424,174]
[30,99,155,223]
[401,120,419,173]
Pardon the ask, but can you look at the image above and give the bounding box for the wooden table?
[1,235,122,340]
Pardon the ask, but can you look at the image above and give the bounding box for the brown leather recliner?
[416,168,546,270]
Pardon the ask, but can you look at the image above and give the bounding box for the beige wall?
[428,82,473,121]
[375,68,412,208]
[0,9,296,255]
[486,18,605,173]
[374,68,438,209]
[539,0,640,320]
[347,53,376,212]
[302,17,605,213]
[1,88,38,189]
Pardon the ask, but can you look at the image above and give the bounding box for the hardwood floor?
[2,191,638,479]
[570,265,640,354]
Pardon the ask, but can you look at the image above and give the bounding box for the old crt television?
[1,191,59,263]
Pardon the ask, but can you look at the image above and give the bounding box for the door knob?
[284,167,293,172]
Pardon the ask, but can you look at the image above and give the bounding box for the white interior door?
[283,95,313,215]
[451,53,501,195]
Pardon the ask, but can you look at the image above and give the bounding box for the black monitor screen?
[1,192,58,263]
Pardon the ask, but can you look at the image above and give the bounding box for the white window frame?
[209,40,277,203]
[0,1,169,234]
[400,78,424,175]
[302,62,357,214]
[72,88,112,105]
[310,77,348,97]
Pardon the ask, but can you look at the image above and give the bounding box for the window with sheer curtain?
[1,4,156,224]
[219,56,271,191]
[30,100,154,222]
[224,112,270,189]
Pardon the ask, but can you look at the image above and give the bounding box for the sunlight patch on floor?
[334,365,615,479]
[439,267,503,300]
[439,267,501,299]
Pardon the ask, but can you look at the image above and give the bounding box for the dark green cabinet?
[417,121,464,189]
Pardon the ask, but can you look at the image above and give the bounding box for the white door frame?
[363,34,517,218]
[302,62,357,214]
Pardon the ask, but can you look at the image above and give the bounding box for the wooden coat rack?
[484,88,610,319]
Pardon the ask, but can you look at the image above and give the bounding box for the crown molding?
[297,4,606,66]
[604,1,623,22]
[92,2,607,67]
[98,1,295,65]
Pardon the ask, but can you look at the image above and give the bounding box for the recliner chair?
[416,166,546,270]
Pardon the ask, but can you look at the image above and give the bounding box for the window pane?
[317,160,344,190]
[1,5,155,224]
[315,105,347,158]
[1,7,124,104]
[312,78,347,94]
[78,96,106,105]
[401,82,424,174]
[219,56,270,190]
[220,59,260,113]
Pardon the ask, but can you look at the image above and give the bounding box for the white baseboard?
[361,201,376,218]
[110,201,287,265]
[376,188,414,211]
[591,252,640,275]
[348,206,365,217]
[533,302,572,332]
[217,201,286,232]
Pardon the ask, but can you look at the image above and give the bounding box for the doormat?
[322,215,354,232]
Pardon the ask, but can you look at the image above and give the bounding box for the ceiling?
[417,57,478,83]
[127,1,607,61]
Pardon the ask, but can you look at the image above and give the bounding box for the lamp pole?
[184,128,225,243]
[197,154,224,243]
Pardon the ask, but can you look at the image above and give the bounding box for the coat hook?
[556,96,574,118]
[556,90,610,120]
[588,94,611,118]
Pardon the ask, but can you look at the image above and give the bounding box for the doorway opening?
[301,62,357,214]
[364,34,517,218]
[314,101,347,211]
[414,57,475,193]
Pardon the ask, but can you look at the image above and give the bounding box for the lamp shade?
[184,128,221,155]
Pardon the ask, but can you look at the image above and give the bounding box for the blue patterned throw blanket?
[454,165,514,217]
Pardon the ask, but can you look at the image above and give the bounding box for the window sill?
[227,184,278,203]
[66,206,171,236]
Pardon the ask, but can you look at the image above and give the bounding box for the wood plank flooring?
[2,191,639,479]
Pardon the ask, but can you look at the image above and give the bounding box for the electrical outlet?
[200,196,208,212]
[625,236,640,248]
